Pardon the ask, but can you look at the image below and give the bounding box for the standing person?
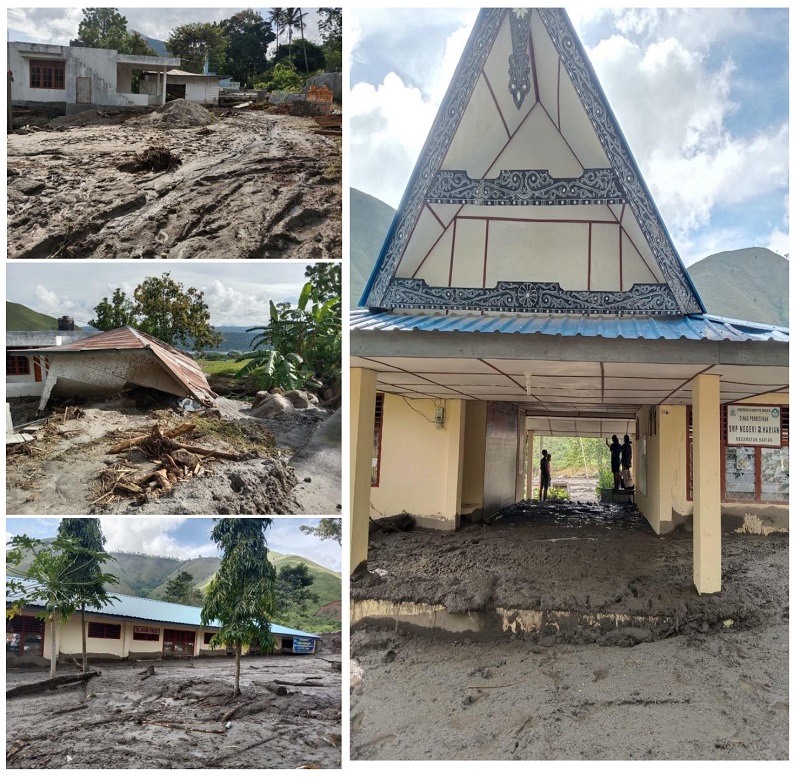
[539,449,551,501]
[621,434,633,489]
[606,435,623,490]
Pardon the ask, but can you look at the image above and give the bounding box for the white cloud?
[100,519,217,559]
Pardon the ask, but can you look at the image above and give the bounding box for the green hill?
[101,552,184,597]
[6,301,81,331]
[350,188,396,309]
[687,248,788,327]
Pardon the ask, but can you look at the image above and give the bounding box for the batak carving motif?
[426,168,624,205]
[384,279,682,315]
[365,8,703,317]
[508,8,532,109]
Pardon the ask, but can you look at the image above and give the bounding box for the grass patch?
[199,358,241,376]
[192,416,276,454]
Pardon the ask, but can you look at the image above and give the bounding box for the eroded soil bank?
[7,105,341,259]
[6,653,341,769]
[350,502,789,760]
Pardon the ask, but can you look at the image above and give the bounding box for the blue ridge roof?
[351,310,788,343]
[6,577,319,639]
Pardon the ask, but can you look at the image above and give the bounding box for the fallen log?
[6,671,100,699]
[108,422,196,453]
[141,720,225,735]
[273,679,327,688]
[53,702,89,716]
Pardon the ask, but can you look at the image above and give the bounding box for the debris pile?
[120,145,183,173]
[127,99,215,129]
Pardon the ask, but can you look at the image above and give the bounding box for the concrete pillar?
[161,66,167,105]
[692,374,722,594]
[350,367,377,573]
[526,432,534,500]
[443,399,467,530]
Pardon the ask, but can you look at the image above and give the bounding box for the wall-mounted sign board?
[726,405,782,447]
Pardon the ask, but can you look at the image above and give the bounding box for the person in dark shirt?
[538,449,551,501]
[621,434,633,489]
[606,435,623,490]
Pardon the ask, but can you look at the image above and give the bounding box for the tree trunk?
[299,19,309,73]
[234,643,242,696]
[49,610,57,679]
[81,605,88,672]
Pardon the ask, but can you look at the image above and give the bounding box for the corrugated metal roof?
[13,326,216,404]
[7,577,319,639]
[350,310,789,343]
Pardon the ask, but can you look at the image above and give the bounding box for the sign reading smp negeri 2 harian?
[726,405,782,447]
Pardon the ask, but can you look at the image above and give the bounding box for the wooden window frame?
[372,393,384,487]
[29,59,65,90]
[6,354,30,376]
[6,615,45,657]
[687,404,789,504]
[88,621,122,640]
[203,632,216,645]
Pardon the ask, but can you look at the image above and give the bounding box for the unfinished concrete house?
[9,326,216,410]
[7,327,88,399]
[350,7,789,597]
[140,69,220,105]
[8,41,180,116]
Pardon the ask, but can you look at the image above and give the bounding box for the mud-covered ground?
[7,103,341,259]
[6,653,341,769]
[6,394,340,516]
[351,502,789,760]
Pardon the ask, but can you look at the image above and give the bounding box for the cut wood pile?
[91,421,257,506]
[313,114,341,136]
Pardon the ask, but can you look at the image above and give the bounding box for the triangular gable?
[361,8,705,316]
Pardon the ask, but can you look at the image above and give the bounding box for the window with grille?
[88,622,121,639]
[687,405,789,503]
[29,60,65,90]
[372,394,384,486]
[6,355,30,376]
[204,632,216,645]
[6,615,44,657]
[163,629,195,655]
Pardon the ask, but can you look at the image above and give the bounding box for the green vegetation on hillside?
[7,302,80,331]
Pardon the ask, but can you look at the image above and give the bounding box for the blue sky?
[5,262,314,327]
[6,7,323,48]
[349,7,790,266]
[6,517,342,573]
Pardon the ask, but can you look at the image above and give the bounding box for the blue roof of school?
[350,310,788,343]
[6,577,319,639]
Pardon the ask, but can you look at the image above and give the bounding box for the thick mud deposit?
[7,103,341,259]
[6,653,341,769]
[6,396,338,516]
[351,502,789,760]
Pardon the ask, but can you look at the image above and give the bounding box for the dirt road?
[6,653,341,769]
[350,503,789,760]
[7,105,341,259]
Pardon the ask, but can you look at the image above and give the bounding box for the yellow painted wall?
[637,397,790,534]
[371,394,465,529]
[461,401,487,511]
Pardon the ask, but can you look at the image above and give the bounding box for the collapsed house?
[7,327,89,398]
[9,326,216,411]
[7,577,320,666]
[8,42,180,116]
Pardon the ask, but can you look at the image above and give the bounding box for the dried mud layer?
[6,396,337,516]
[351,503,789,760]
[7,105,341,259]
[6,653,342,769]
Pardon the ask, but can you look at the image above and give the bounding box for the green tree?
[163,570,204,606]
[88,288,136,331]
[299,518,341,545]
[76,8,156,55]
[57,519,117,672]
[201,519,277,696]
[222,9,275,87]
[167,22,228,74]
[305,263,341,303]
[273,39,326,75]
[282,8,310,72]
[89,272,222,353]
[7,534,118,678]
[236,281,341,390]
[317,8,342,71]
[274,562,319,617]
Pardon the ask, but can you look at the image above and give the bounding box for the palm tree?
[269,8,284,56]
[283,7,309,71]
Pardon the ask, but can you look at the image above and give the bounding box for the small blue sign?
[293,637,316,654]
